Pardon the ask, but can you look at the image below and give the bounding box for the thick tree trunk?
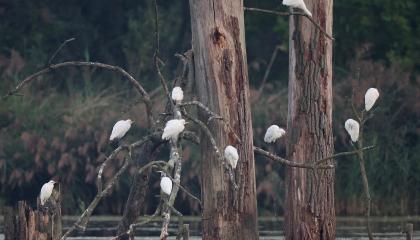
[189,1,258,239]
[285,0,335,239]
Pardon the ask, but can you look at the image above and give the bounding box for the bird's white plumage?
[40,180,55,206]
[224,145,239,169]
[345,119,360,142]
[264,125,286,143]
[282,0,312,17]
[109,119,133,141]
[160,176,172,195]
[171,87,184,102]
[365,88,379,111]
[162,119,186,140]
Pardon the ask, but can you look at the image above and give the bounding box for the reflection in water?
[1,216,419,239]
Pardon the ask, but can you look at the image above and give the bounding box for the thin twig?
[165,174,201,206]
[153,0,171,103]
[172,53,189,88]
[244,7,334,40]
[47,38,75,66]
[2,61,155,126]
[257,45,280,96]
[253,146,334,169]
[315,145,375,165]
[154,0,160,54]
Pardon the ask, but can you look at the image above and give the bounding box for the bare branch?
[172,53,189,88]
[61,155,131,240]
[253,146,334,169]
[47,38,75,66]
[97,134,158,192]
[315,145,375,165]
[257,45,280,96]
[1,61,155,125]
[113,203,163,240]
[180,101,241,143]
[180,131,200,145]
[180,101,222,118]
[152,0,171,103]
[244,7,334,40]
[165,174,201,206]
[96,145,128,192]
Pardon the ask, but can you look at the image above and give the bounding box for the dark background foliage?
[0,0,418,216]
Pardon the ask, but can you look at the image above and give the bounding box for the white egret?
[158,171,172,196]
[162,119,186,140]
[109,119,134,141]
[345,119,360,142]
[282,0,312,17]
[264,125,286,143]
[224,145,239,169]
[171,87,184,103]
[365,88,379,112]
[40,180,56,206]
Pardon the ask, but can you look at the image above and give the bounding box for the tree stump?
[3,183,62,240]
[405,223,413,240]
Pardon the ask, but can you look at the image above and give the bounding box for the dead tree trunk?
[116,139,163,238]
[285,0,335,239]
[189,0,258,239]
[4,184,62,240]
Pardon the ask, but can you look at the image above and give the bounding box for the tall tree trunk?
[189,1,258,239]
[285,0,335,239]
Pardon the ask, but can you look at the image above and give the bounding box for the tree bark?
[189,1,258,239]
[285,0,335,239]
[116,139,163,238]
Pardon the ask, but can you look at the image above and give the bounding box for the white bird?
[109,119,134,141]
[171,87,184,103]
[224,145,239,169]
[158,171,172,196]
[344,119,360,142]
[40,180,56,206]
[365,88,379,112]
[162,119,186,140]
[264,125,286,143]
[282,0,312,17]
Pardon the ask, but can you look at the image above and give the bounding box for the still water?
[1,216,420,239]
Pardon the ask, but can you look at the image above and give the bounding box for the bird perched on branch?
[365,88,379,112]
[40,180,56,206]
[264,125,286,143]
[282,0,312,17]
[109,119,133,142]
[162,119,186,140]
[158,171,172,196]
[345,119,360,142]
[224,145,239,169]
[171,86,184,103]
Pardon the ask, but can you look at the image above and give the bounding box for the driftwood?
[4,183,62,240]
